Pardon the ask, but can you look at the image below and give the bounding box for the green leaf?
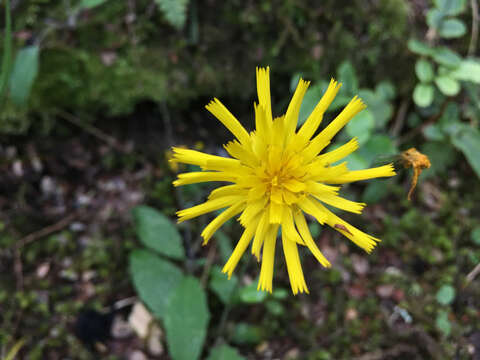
[432,47,462,68]
[214,230,234,263]
[434,0,466,15]
[415,59,434,82]
[155,0,189,30]
[265,299,284,316]
[9,46,40,106]
[450,126,480,178]
[358,89,393,128]
[435,310,451,336]
[210,266,237,304]
[132,205,185,259]
[451,59,480,83]
[375,81,396,100]
[345,109,375,145]
[344,152,369,171]
[298,83,327,125]
[207,344,245,360]
[439,19,467,38]
[420,142,456,178]
[362,180,389,203]
[471,226,480,245]
[164,276,210,360]
[0,0,12,98]
[407,39,434,56]
[423,124,446,141]
[435,76,460,96]
[426,8,444,29]
[239,282,267,303]
[337,61,359,95]
[78,0,108,9]
[436,285,456,305]
[231,323,263,345]
[360,135,398,165]
[413,83,434,107]
[129,249,183,319]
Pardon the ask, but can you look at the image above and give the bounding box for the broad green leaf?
[423,124,446,141]
[231,323,263,345]
[435,310,451,336]
[413,83,434,107]
[214,230,234,263]
[298,83,327,125]
[451,59,480,83]
[360,135,397,165]
[345,109,375,145]
[9,46,39,106]
[210,266,237,304]
[239,282,267,303]
[436,285,456,305]
[290,72,303,92]
[426,8,444,29]
[420,142,456,178]
[132,205,185,259]
[415,59,434,82]
[78,0,107,9]
[432,47,462,68]
[439,19,467,38]
[155,0,189,30]
[0,0,12,98]
[164,276,210,360]
[435,76,460,96]
[375,81,396,100]
[407,39,434,56]
[471,226,480,245]
[358,89,393,128]
[450,126,480,179]
[434,0,466,15]
[129,249,183,319]
[362,180,389,203]
[344,152,369,171]
[207,344,245,360]
[337,61,359,95]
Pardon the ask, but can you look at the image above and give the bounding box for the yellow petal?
[316,202,380,253]
[284,78,310,142]
[327,163,396,184]
[319,137,359,165]
[269,201,284,224]
[282,233,309,295]
[257,224,278,293]
[222,222,258,278]
[208,185,246,200]
[297,78,342,141]
[177,196,242,222]
[293,210,331,267]
[252,210,269,259]
[297,196,328,224]
[256,66,273,123]
[201,202,246,244]
[314,192,366,214]
[173,171,236,186]
[206,98,251,145]
[315,96,366,145]
[281,207,305,245]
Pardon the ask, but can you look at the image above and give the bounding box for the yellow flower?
[172,67,396,294]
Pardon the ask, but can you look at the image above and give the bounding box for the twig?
[469,0,479,56]
[56,110,127,153]
[465,262,480,286]
[16,212,78,249]
[13,247,23,291]
[397,99,449,145]
[200,244,217,287]
[390,98,410,137]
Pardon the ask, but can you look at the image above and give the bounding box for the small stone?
[111,315,134,339]
[129,350,147,360]
[128,302,153,339]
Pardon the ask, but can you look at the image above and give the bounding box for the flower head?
[172,67,395,294]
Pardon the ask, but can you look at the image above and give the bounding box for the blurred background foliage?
[2,0,480,359]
